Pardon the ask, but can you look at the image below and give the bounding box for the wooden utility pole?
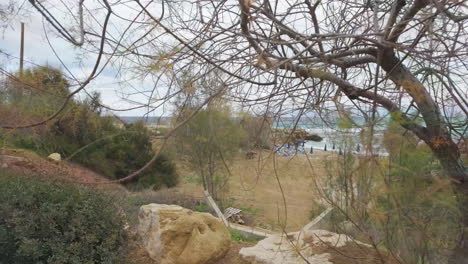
[19,22,24,77]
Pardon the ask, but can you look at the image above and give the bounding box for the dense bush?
[69,121,178,190]
[130,152,179,189]
[0,171,124,264]
[79,118,177,191]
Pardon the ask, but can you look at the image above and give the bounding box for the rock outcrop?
[138,204,231,264]
[240,229,397,264]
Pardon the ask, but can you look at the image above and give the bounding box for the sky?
[0,0,166,117]
[0,0,366,121]
[2,0,465,123]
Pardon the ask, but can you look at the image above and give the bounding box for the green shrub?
[194,204,209,212]
[93,122,179,190]
[0,171,125,264]
[151,153,179,188]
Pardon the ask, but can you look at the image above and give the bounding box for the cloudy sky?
[0,0,168,117]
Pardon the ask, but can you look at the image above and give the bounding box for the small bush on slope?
[0,170,125,264]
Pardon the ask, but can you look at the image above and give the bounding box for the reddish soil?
[0,148,126,192]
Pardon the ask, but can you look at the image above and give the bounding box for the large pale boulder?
[240,229,397,264]
[138,204,231,264]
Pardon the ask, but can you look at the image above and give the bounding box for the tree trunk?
[429,137,466,182]
[380,50,468,263]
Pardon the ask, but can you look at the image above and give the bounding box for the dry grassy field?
[173,150,334,232]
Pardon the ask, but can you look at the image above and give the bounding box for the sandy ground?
[175,149,333,232]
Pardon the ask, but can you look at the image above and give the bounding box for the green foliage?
[6,66,70,114]
[323,119,461,263]
[126,150,179,190]
[375,121,460,263]
[194,204,209,212]
[324,119,461,263]
[48,118,177,190]
[181,109,246,160]
[0,66,178,190]
[336,117,354,129]
[228,228,258,243]
[0,171,124,264]
[238,112,271,149]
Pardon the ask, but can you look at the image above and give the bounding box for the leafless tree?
[5,0,468,262]
[151,0,467,260]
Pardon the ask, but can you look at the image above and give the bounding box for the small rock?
[47,153,61,162]
[1,163,8,168]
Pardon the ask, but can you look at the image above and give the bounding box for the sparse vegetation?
[237,207,261,216]
[175,107,247,200]
[321,122,461,263]
[229,229,259,243]
[194,204,210,212]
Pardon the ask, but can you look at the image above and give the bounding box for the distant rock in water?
[274,128,323,143]
[304,134,323,142]
[138,204,230,264]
